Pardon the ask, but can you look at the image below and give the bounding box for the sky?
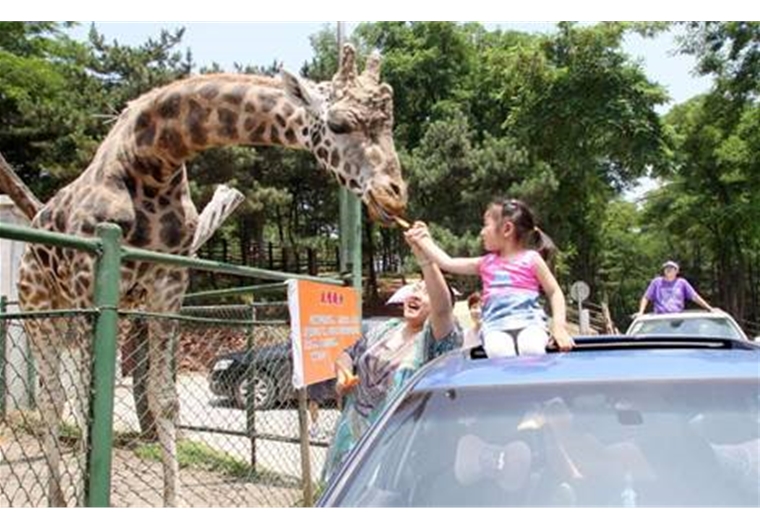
[64,21,713,114]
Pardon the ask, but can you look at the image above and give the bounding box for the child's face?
[480,205,512,252]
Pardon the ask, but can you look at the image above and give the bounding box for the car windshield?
[630,317,743,340]
[330,380,760,507]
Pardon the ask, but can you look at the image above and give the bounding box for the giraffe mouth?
[365,191,399,226]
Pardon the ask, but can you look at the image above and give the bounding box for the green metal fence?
[0,221,345,507]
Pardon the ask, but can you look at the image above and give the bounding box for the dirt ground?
[1,422,306,508]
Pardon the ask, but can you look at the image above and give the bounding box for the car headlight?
[213,359,234,371]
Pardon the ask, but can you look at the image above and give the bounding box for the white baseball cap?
[662,260,679,271]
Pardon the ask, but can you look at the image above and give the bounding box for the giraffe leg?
[23,315,68,507]
[39,348,67,506]
[145,269,188,507]
[18,253,92,507]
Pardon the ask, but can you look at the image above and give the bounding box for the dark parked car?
[318,336,760,507]
[208,341,323,409]
[209,318,390,409]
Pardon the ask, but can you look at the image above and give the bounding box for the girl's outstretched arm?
[404,221,481,276]
[535,254,574,351]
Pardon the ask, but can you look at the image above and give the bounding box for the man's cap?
[662,260,679,271]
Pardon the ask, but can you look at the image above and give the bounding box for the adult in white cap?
[636,260,716,316]
[322,224,462,482]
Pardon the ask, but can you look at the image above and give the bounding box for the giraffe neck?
[107,74,317,187]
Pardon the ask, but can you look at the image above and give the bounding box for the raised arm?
[534,254,574,351]
[404,221,481,276]
[406,235,457,340]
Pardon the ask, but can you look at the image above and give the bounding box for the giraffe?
[16,43,405,507]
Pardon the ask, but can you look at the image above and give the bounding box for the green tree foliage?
[0,22,192,201]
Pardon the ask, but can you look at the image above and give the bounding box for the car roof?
[410,338,760,393]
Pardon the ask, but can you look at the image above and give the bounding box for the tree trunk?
[364,211,378,304]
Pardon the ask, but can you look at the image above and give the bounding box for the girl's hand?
[403,221,430,245]
[550,325,575,352]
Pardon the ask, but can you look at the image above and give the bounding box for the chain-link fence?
[1,307,94,507]
[1,222,345,507]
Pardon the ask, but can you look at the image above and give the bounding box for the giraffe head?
[280,44,407,225]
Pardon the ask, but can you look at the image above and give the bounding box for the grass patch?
[132,439,297,487]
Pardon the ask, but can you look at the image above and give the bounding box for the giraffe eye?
[327,115,353,135]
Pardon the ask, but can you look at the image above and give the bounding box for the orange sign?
[287,279,361,388]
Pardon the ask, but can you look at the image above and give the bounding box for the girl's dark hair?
[491,198,557,265]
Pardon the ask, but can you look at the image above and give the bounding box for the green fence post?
[0,295,7,419]
[86,223,122,507]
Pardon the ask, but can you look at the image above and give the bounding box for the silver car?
[626,310,750,341]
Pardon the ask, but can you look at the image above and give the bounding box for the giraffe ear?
[280,69,324,117]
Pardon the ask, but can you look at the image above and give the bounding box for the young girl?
[406,198,574,357]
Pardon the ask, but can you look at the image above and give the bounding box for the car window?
[630,318,743,340]
[331,380,760,507]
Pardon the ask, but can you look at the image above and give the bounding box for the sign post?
[570,281,591,335]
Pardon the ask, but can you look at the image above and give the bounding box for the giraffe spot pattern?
[135,121,157,148]
[258,93,277,113]
[281,102,295,118]
[159,211,183,248]
[54,210,66,232]
[223,86,248,105]
[129,210,152,247]
[142,200,157,214]
[330,149,341,168]
[80,220,96,235]
[35,248,51,269]
[158,128,189,160]
[169,168,184,187]
[199,84,219,100]
[250,123,267,143]
[217,108,239,139]
[269,125,281,145]
[284,127,297,144]
[157,93,182,119]
[143,185,159,200]
[123,170,139,198]
[187,99,210,146]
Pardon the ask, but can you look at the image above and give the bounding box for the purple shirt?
[644,277,697,313]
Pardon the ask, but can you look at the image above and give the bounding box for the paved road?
[112,372,340,481]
